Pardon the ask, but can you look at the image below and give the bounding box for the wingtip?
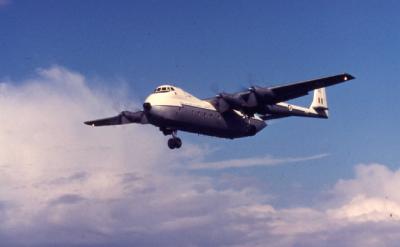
[84,121,95,126]
[343,73,355,80]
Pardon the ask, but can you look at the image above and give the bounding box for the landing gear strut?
[167,130,182,149]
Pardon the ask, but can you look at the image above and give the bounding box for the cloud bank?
[0,66,399,246]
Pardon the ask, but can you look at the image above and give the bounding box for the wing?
[268,73,355,104]
[84,111,148,127]
[205,73,355,113]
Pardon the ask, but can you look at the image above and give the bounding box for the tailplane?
[260,87,332,120]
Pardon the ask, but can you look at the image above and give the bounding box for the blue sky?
[1,1,400,246]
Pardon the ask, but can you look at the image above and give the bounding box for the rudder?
[310,88,329,118]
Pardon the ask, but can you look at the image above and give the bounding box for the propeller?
[218,92,246,108]
[214,92,231,113]
[248,86,275,103]
[213,83,275,115]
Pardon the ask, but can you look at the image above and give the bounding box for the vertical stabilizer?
[310,88,329,118]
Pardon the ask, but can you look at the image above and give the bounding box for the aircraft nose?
[143,102,152,111]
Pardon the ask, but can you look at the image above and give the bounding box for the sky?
[0,0,400,246]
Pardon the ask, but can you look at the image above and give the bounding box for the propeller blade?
[216,97,230,113]
[245,92,258,107]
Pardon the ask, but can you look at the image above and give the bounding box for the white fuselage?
[143,85,266,139]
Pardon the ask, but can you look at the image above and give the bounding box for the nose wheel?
[167,130,182,149]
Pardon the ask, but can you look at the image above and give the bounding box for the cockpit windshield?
[153,86,175,93]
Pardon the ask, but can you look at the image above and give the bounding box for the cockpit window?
[153,86,174,93]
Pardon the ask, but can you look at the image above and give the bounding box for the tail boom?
[260,88,329,120]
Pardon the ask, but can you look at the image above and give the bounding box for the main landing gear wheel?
[168,137,182,149]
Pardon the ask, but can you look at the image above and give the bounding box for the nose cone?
[143,102,152,111]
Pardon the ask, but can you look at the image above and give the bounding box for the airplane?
[84,73,355,149]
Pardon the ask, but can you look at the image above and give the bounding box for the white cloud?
[329,195,400,222]
[0,66,400,247]
[0,66,262,246]
[328,164,400,223]
[190,153,329,170]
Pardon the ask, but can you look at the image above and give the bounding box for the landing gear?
[166,130,182,149]
[160,127,173,136]
[168,137,182,149]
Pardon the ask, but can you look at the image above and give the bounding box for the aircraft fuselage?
[144,85,266,139]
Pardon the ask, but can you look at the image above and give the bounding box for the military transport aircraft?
[85,73,354,149]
